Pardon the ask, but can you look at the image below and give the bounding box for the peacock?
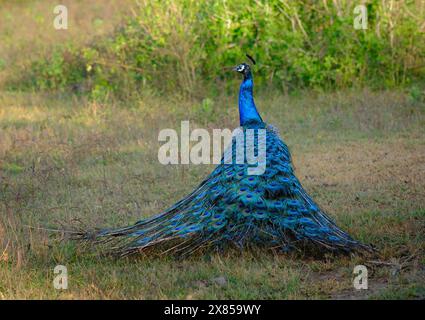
[81,55,373,257]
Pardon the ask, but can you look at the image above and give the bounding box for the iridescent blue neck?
[238,72,262,126]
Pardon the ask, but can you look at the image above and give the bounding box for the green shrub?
[12,0,425,99]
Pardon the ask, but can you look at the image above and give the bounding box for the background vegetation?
[0,0,424,299]
[5,0,425,99]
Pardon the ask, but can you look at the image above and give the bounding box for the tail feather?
[75,124,375,257]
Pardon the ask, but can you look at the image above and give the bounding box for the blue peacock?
[83,55,373,257]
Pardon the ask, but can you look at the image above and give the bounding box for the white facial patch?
[237,65,245,72]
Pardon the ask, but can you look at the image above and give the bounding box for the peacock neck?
[238,71,263,126]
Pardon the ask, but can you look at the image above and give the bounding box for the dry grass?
[0,88,424,299]
[0,0,135,85]
[0,0,424,300]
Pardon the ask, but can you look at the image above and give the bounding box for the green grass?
[0,89,424,299]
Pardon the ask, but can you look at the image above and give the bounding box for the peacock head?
[233,54,256,78]
[233,63,251,75]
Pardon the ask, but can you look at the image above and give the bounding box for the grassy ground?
[0,0,424,300]
[0,89,424,299]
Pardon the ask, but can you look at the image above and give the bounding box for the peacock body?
[87,59,372,257]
